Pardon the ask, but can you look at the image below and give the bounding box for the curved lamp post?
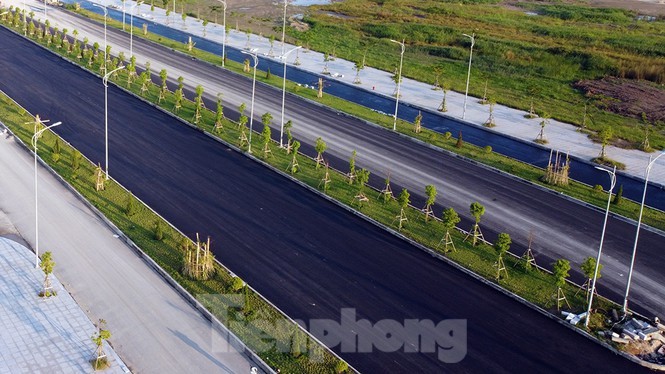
[390,39,405,132]
[102,66,126,180]
[585,165,616,328]
[279,45,301,148]
[281,0,287,57]
[31,120,62,268]
[241,49,258,154]
[623,151,665,315]
[462,32,475,120]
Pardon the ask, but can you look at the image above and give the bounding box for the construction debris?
[615,316,665,365]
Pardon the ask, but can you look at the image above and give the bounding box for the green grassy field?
[291,0,665,150]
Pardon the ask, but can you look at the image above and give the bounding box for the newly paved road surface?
[0,26,648,373]
[11,7,665,318]
[0,114,258,371]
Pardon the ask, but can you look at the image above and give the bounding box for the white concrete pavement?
[0,235,127,373]
[87,0,665,187]
[0,127,259,372]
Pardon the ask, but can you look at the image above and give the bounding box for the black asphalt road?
[0,27,649,373]
[29,8,665,318]
[76,9,665,317]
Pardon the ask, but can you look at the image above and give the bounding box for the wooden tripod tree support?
[496,257,508,280]
[575,278,597,298]
[526,98,538,119]
[479,80,489,104]
[438,90,448,112]
[394,208,408,231]
[317,78,324,98]
[556,287,571,310]
[183,234,215,280]
[484,102,496,128]
[544,149,570,186]
[379,181,393,203]
[287,155,299,174]
[315,153,325,169]
[263,143,272,159]
[318,163,331,192]
[238,128,249,149]
[437,230,456,253]
[516,232,538,268]
[464,224,485,246]
[95,163,105,191]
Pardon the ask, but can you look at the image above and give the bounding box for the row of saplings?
[35,253,113,370]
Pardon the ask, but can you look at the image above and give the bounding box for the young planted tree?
[483,100,496,128]
[466,201,485,246]
[288,140,301,174]
[214,94,224,133]
[347,150,357,184]
[202,19,208,36]
[455,131,463,148]
[598,126,613,159]
[395,188,410,230]
[193,84,205,124]
[353,57,364,84]
[315,137,327,169]
[52,138,61,163]
[39,251,55,297]
[535,115,550,144]
[261,114,273,159]
[423,184,436,222]
[579,256,603,298]
[153,220,164,241]
[177,75,184,90]
[354,168,370,208]
[174,87,183,113]
[413,111,423,134]
[284,120,294,153]
[268,34,275,57]
[139,71,150,96]
[238,115,249,147]
[552,258,571,310]
[438,86,448,112]
[71,150,82,179]
[125,195,139,217]
[379,173,393,203]
[322,52,330,75]
[494,233,511,279]
[182,234,215,280]
[438,207,460,253]
[91,319,111,370]
[159,69,168,103]
[612,184,623,205]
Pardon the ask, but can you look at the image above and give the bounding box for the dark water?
[76,1,665,211]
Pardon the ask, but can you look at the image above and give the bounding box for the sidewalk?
[0,234,128,373]
[90,0,665,186]
[0,128,259,372]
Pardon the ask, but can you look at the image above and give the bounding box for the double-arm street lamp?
[241,49,259,154]
[279,45,301,148]
[31,120,62,268]
[462,32,475,120]
[102,66,126,180]
[281,0,288,57]
[623,151,665,315]
[585,165,616,328]
[129,1,144,57]
[390,39,405,132]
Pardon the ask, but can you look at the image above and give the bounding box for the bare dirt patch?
[575,77,665,123]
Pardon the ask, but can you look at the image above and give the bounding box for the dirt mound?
[575,77,665,123]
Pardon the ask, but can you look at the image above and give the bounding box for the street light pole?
[122,0,126,31]
[130,1,144,57]
[31,120,62,269]
[462,33,475,120]
[102,66,126,180]
[279,46,301,148]
[93,4,107,73]
[623,151,665,315]
[390,39,405,132]
[281,0,287,57]
[241,50,258,154]
[218,0,227,67]
[585,165,616,328]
